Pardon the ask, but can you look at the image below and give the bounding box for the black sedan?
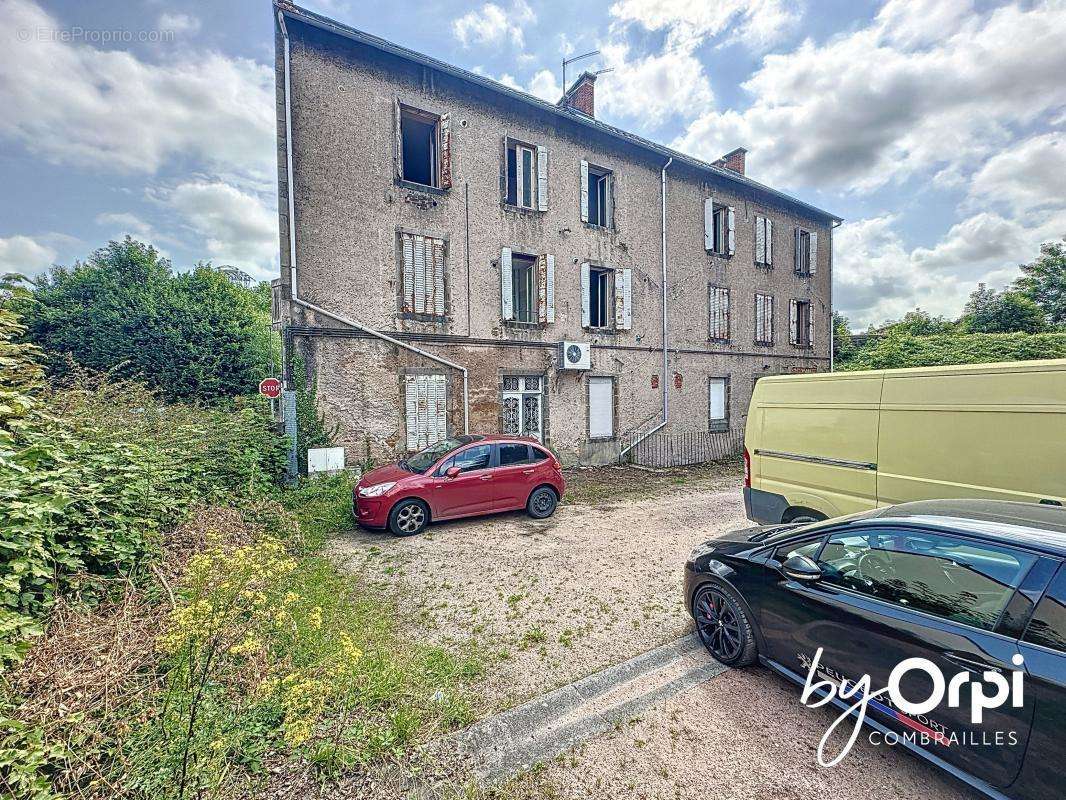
[685,499,1066,800]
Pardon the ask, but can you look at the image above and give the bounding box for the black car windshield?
[404,435,483,473]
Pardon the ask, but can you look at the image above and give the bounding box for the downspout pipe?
[277,10,469,435]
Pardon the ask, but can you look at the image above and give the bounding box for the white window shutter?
[767,296,774,342]
[755,216,765,264]
[727,206,736,256]
[809,231,818,275]
[766,218,773,265]
[580,159,589,222]
[545,254,555,323]
[704,197,714,251]
[808,306,815,347]
[515,148,525,208]
[430,374,447,443]
[394,99,403,181]
[794,228,802,273]
[439,113,452,189]
[413,235,427,314]
[405,377,418,451]
[616,268,632,330]
[789,299,798,345]
[580,262,590,327]
[401,234,415,312]
[500,247,513,320]
[537,145,548,211]
[537,254,547,323]
[606,174,614,228]
[433,239,445,316]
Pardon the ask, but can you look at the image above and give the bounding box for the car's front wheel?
[693,583,758,666]
[527,486,558,519]
[388,498,429,536]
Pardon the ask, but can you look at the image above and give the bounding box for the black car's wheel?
[388,499,429,536]
[527,486,558,519]
[693,583,758,666]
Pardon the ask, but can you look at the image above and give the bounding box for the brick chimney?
[714,147,747,176]
[559,71,597,117]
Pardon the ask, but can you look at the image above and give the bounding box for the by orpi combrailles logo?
[799,648,1025,767]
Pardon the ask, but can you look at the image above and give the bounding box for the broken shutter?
[401,235,415,312]
[809,231,818,275]
[432,238,445,316]
[537,145,548,211]
[727,206,736,256]
[537,254,547,323]
[393,98,403,182]
[401,233,445,316]
[413,235,427,314]
[580,160,589,222]
[766,218,773,265]
[500,247,513,320]
[755,216,765,264]
[545,254,555,323]
[439,113,452,189]
[580,262,591,327]
[808,305,815,347]
[789,299,798,345]
[616,268,632,330]
[704,197,714,251]
[405,374,447,451]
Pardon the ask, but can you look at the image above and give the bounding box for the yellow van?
[743,358,1066,524]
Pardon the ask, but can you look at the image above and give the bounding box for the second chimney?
[714,147,747,176]
[559,71,596,118]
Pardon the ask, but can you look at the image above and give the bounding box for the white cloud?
[595,40,715,127]
[0,0,275,181]
[609,0,801,52]
[0,234,57,277]
[95,212,156,240]
[453,0,535,48]
[156,181,278,277]
[968,132,1066,216]
[673,1,1066,192]
[528,69,561,102]
[158,12,201,35]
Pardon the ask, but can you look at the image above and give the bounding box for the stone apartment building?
[271,1,840,466]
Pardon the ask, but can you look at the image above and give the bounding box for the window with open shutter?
[537,145,548,211]
[789,299,812,347]
[405,374,447,451]
[727,206,736,256]
[400,233,446,317]
[709,285,730,341]
[789,299,799,345]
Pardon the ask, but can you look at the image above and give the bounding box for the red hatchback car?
[353,434,566,536]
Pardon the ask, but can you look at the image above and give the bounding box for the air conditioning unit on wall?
[558,341,591,370]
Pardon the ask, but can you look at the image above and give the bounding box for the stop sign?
[259,378,282,399]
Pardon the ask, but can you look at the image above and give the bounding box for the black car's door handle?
[943,651,1003,674]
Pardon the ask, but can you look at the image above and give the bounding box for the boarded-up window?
[709,377,729,433]
[401,233,446,316]
[404,374,447,451]
[588,376,614,439]
[709,285,730,341]
[755,293,774,345]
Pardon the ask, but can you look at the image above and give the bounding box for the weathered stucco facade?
[273,2,839,466]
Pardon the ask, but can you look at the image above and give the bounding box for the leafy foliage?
[291,352,338,475]
[1014,238,1066,327]
[838,331,1066,371]
[874,308,956,337]
[959,283,1046,334]
[11,238,276,403]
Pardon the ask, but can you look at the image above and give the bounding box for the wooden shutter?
[439,113,452,189]
[500,247,513,320]
[704,197,714,251]
[808,304,815,347]
[766,295,774,343]
[580,262,590,327]
[394,99,403,181]
[755,216,765,264]
[580,160,589,222]
[606,173,614,228]
[537,145,548,211]
[727,207,736,256]
[766,218,773,265]
[515,146,525,208]
[401,234,415,312]
[413,235,427,314]
[809,231,818,275]
[794,228,802,273]
[789,299,798,345]
[710,286,729,340]
[616,268,632,330]
[405,374,447,451]
[545,254,555,323]
[432,238,445,316]
[537,254,547,323]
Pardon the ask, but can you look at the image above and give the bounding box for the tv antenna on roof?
[561,50,612,93]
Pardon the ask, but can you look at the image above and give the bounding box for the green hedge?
[840,332,1066,371]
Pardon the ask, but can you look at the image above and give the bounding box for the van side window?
[816,529,1035,631]
[1023,566,1066,653]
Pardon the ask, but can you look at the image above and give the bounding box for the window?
[449,444,492,473]
[588,376,614,439]
[789,299,813,347]
[581,160,613,228]
[498,442,532,467]
[582,264,631,330]
[1024,566,1066,652]
[754,215,773,266]
[709,377,729,433]
[501,375,543,441]
[589,267,610,327]
[794,228,817,276]
[530,447,550,462]
[506,143,535,209]
[501,250,554,324]
[816,529,1036,631]
[775,538,822,563]
[709,285,730,341]
[511,253,537,323]
[396,103,450,189]
[755,293,774,345]
[400,233,446,317]
[704,199,734,256]
[404,373,447,451]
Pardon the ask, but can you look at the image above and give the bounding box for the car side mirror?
[782,555,822,582]
[445,466,461,479]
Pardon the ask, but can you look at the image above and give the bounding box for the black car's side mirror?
[782,554,822,582]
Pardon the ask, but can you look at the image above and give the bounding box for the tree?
[832,311,855,364]
[882,308,955,336]
[13,237,275,403]
[1014,239,1066,328]
[959,283,1046,334]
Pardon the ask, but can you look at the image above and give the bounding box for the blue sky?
[1,0,1064,328]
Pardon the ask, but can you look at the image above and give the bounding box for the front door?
[501,376,543,442]
[760,526,1034,789]
[427,443,495,519]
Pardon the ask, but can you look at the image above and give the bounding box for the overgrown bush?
[839,330,1066,371]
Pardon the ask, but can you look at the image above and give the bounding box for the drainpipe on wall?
[277,9,469,435]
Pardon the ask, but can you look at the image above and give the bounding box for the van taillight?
[743,448,751,488]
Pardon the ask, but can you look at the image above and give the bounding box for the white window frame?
[708,376,729,433]
[501,375,544,442]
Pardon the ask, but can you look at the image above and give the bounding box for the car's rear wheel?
[693,583,758,666]
[388,498,429,536]
[527,486,558,519]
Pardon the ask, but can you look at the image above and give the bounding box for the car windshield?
[404,436,482,473]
